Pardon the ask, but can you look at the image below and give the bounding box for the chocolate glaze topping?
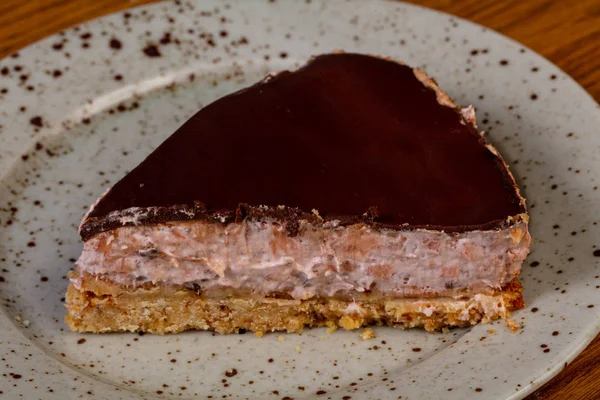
[81,53,525,241]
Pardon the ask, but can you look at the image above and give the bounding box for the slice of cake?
[66,53,531,335]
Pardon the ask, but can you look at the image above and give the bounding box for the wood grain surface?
[0,1,598,399]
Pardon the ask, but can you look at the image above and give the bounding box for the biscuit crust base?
[65,276,524,335]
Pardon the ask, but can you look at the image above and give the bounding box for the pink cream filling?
[73,218,531,300]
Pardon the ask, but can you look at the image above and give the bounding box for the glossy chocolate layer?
[81,53,525,240]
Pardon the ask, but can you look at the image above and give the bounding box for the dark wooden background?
[0,1,598,399]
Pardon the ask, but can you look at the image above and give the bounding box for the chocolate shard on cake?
[66,53,531,335]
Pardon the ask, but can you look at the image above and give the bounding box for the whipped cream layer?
[74,217,531,300]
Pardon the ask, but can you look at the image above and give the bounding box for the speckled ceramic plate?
[1,1,599,399]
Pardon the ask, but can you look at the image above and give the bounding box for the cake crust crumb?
[360,327,377,340]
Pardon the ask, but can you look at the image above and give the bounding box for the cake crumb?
[22,320,30,327]
[360,327,376,340]
[339,316,362,330]
[295,345,302,352]
[278,335,285,342]
[488,329,495,334]
[326,320,338,334]
[311,209,323,221]
[14,315,21,322]
[254,331,264,338]
[505,317,520,332]
[441,327,450,333]
[277,205,285,210]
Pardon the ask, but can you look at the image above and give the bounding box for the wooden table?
[0,1,598,399]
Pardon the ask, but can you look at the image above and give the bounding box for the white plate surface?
[0,1,599,399]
